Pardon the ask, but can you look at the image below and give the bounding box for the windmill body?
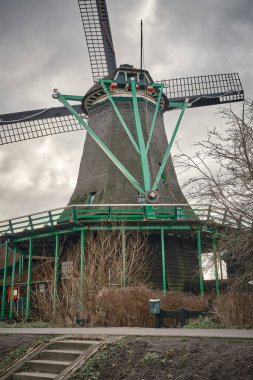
[0,0,246,320]
[70,65,187,206]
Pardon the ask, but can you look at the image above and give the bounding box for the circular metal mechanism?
[145,190,159,204]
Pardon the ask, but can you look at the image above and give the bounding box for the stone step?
[39,349,83,361]
[12,372,56,380]
[53,339,99,351]
[26,359,71,374]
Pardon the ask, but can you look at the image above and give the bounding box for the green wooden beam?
[130,79,151,191]
[152,101,188,190]
[1,241,9,320]
[53,233,59,318]
[146,84,164,153]
[9,246,17,320]
[100,80,140,154]
[161,228,167,294]
[13,223,200,243]
[54,90,145,194]
[25,238,33,320]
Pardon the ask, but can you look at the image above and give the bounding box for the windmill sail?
[0,106,87,145]
[158,72,244,109]
[78,0,117,81]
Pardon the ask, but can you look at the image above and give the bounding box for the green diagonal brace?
[100,80,140,154]
[152,101,188,190]
[0,241,9,320]
[146,84,164,153]
[130,79,151,191]
[54,90,145,195]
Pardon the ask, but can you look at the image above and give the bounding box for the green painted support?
[12,223,201,244]
[146,84,164,153]
[161,228,167,294]
[80,229,85,312]
[8,220,14,233]
[28,215,34,230]
[197,231,204,298]
[152,101,188,190]
[25,238,33,320]
[58,94,83,101]
[130,79,151,191]
[169,101,186,107]
[100,80,140,154]
[212,234,220,296]
[72,206,77,223]
[9,246,17,320]
[48,210,54,226]
[122,229,126,287]
[1,241,9,320]
[54,91,145,194]
[53,233,59,318]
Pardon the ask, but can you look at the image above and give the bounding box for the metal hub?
[145,190,159,204]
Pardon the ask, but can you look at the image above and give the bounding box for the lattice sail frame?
[158,72,244,109]
[78,0,117,81]
[0,106,87,145]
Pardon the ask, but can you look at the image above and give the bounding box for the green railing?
[0,204,251,237]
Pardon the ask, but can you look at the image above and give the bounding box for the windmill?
[0,0,244,295]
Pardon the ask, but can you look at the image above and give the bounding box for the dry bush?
[94,286,209,327]
[213,291,253,328]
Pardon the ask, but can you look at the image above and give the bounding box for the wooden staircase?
[8,338,101,380]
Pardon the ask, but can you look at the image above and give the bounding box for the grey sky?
[0,0,252,220]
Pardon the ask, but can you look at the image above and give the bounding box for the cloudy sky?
[0,0,252,221]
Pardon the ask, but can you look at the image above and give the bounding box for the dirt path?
[0,335,38,359]
[71,336,253,380]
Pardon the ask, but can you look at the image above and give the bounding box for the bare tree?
[175,99,253,289]
[28,228,150,324]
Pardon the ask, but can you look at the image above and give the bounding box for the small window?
[127,72,138,82]
[116,71,127,84]
[86,192,96,205]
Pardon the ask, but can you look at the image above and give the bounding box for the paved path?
[0,327,252,339]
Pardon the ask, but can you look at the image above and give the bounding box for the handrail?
[0,204,251,237]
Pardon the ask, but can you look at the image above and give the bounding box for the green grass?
[140,352,159,363]
[70,338,128,380]
[0,346,27,370]
[0,321,51,328]
[185,315,222,329]
[70,349,109,380]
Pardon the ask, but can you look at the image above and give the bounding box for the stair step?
[53,339,98,351]
[27,359,71,374]
[39,349,83,361]
[13,372,56,380]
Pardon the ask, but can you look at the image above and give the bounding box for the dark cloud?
[0,0,252,220]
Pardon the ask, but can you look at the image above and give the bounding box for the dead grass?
[94,286,208,327]
[213,291,253,328]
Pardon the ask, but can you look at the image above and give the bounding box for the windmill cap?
[82,65,167,114]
